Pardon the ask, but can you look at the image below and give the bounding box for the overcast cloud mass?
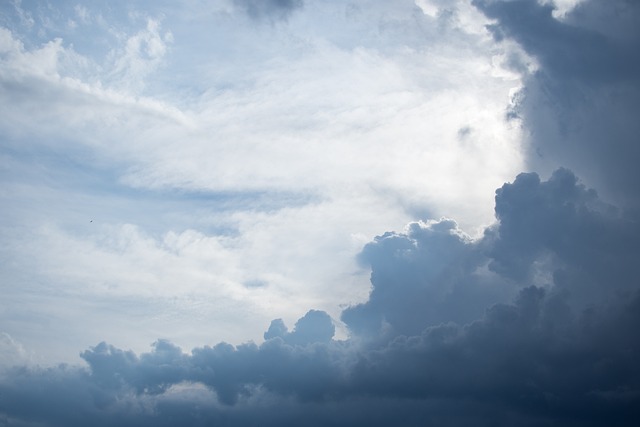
[1,0,639,425]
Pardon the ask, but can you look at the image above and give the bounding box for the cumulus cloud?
[342,218,512,339]
[264,309,335,345]
[487,168,640,307]
[1,169,639,426]
[474,0,640,207]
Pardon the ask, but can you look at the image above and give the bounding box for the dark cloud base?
[2,168,639,426]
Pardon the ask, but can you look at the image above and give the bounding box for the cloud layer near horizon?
[1,168,639,426]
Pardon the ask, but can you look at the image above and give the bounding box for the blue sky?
[1,0,639,426]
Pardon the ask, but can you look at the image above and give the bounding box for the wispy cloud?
[0,0,525,361]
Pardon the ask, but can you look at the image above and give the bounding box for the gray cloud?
[341,218,512,339]
[349,285,640,426]
[1,169,639,426]
[473,0,640,208]
[475,0,640,83]
[486,168,640,310]
[233,0,303,22]
[264,309,335,345]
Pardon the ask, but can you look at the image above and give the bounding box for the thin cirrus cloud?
[1,0,639,426]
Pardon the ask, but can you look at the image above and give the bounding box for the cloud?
[346,285,640,426]
[487,168,640,298]
[264,309,335,345]
[1,169,639,426]
[233,0,304,22]
[475,0,637,83]
[2,2,639,425]
[109,19,173,92]
[0,0,526,363]
[76,311,345,407]
[341,218,512,339]
[0,0,524,220]
[473,0,640,207]
[0,332,31,368]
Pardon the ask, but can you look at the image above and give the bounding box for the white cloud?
[0,0,526,362]
[109,19,172,92]
[538,0,586,19]
[415,0,439,18]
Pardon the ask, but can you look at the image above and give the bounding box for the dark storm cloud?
[1,169,639,426]
[76,310,345,407]
[486,168,640,308]
[474,0,640,83]
[233,0,303,22]
[346,285,640,426]
[473,0,640,207]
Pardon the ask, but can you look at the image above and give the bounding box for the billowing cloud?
[474,0,640,207]
[342,218,511,339]
[264,309,335,345]
[487,168,640,308]
[1,169,639,426]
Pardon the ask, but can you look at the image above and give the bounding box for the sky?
[0,0,639,426]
